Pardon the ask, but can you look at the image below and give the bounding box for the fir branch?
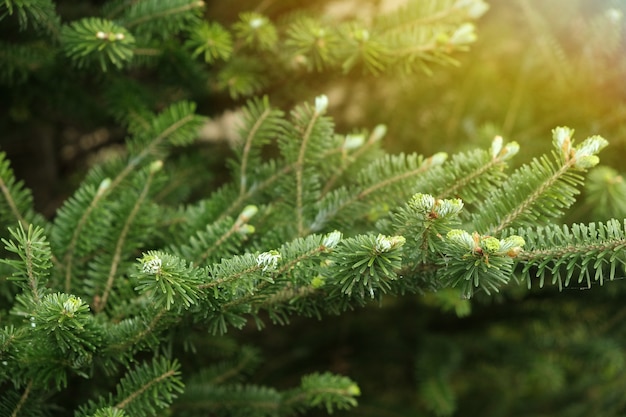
[239,100,273,196]
[104,308,169,356]
[472,128,608,235]
[219,234,334,312]
[216,141,345,224]
[0,0,60,36]
[312,152,447,232]
[1,224,52,303]
[119,0,204,33]
[296,96,327,236]
[174,384,281,416]
[62,179,110,293]
[95,162,161,314]
[513,219,626,289]
[78,358,183,417]
[113,361,180,410]
[10,379,32,417]
[282,372,360,414]
[377,0,487,33]
[199,252,267,291]
[493,160,575,234]
[320,126,386,197]
[0,152,38,229]
[434,137,519,202]
[171,205,256,268]
[61,102,203,292]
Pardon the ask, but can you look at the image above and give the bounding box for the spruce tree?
[2,0,626,416]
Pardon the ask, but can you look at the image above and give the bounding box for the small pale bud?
[250,16,266,28]
[311,276,325,288]
[481,236,501,254]
[343,134,365,150]
[114,33,125,40]
[433,198,464,218]
[375,234,405,252]
[500,141,520,160]
[96,31,107,39]
[460,0,489,19]
[323,230,342,249]
[449,23,477,45]
[370,124,387,143]
[552,126,574,156]
[574,136,609,158]
[315,95,328,114]
[97,178,112,195]
[62,296,83,316]
[411,193,436,213]
[237,224,255,236]
[355,29,369,41]
[238,205,258,222]
[141,255,162,275]
[574,155,600,169]
[491,135,503,159]
[447,229,474,251]
[429,152,448,166]
[149,160,163,173]
[256,250,281,272]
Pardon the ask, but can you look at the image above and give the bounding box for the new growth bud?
[62,296,83,317]
[256,250,281,272]
[370,124,387,143]
[315,95,329,114]
[374,234,405,253]
[323,230,342,249]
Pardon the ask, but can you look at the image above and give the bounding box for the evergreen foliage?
[2,0,626,416]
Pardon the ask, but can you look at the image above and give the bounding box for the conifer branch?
[436,143,513,200]
[320,126,385,197]
[121,0,204,29]
[63,109,198,292]
[0,176,27,230]
[217,141,344,223]
[63,181,108,293]
[95,163,160,314]
[323,153,444,227]
[380,2,476,33]
[240,105,272,196]
[192,220,243,266]
[199,259,263,291]
[10,379,32,417]
[296,99,325,236]
[220,240,329,311]
[491,161,573,235]
[0,152,34,229]
[106,308,169,354]
[114,368,177,409]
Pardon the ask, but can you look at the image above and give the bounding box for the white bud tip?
[491,135,503,158]
[239,205,258,221]
[343,134,365,150]
[97,178,112,194]
[323,230,342,249]
[430,152,448,166]
[142,256,162,275]
[315,95,329,114]
[371,124,387,142]
[250,17,265,28]
[149,160,163,173]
